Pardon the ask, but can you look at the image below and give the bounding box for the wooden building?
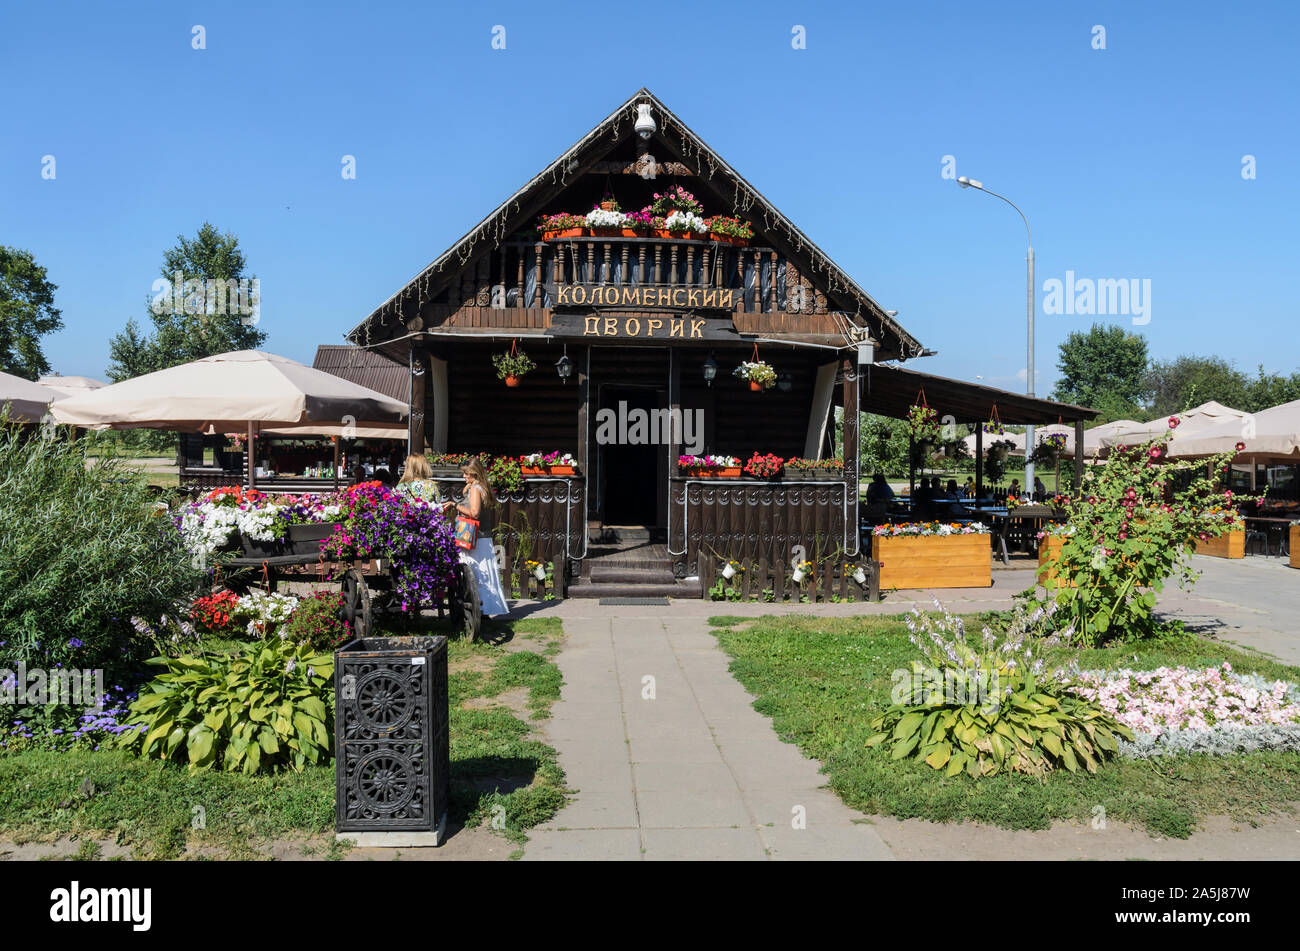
[345,89,1095,597]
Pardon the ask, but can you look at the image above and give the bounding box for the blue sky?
[3,0,1297,395]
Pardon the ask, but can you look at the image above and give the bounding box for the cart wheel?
[457,563,482,642]
[340,569,372,639]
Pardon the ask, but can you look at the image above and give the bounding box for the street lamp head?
[957,176,983,190]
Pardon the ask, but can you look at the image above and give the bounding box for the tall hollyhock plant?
[320,483,459,611]
[1036,418,1242,645]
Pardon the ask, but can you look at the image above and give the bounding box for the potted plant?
[733,360,777,391]
[622,209,653,237]
[649,214,671,239]
[492,346,536,387]
[520,451,579,476]
[585,206,627,238]
[907,402,941,444]
[599,193,621,212]
[783,457,845,481]
[537,213,586,240]
[720,559,742,581]
[649,184,704,218]
[791,560,810,584]
[743,452,784,480]
[677,454,741,478]
[663,210,709,240]
[705,215,753,246]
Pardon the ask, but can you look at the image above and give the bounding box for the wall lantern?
[634,103,656,139]
[702,353,718,386]
[777,371,793,392]
[555,347,573,383]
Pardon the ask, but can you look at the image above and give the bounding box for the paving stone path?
[522,614,893,860]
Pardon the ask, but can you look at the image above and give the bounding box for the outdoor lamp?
[702,353,718,386]
[634,102,656,139]
[956,176,984,190]
[555,350,573,383]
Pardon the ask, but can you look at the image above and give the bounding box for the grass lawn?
[709,613,1300,838]
[0,616,568,859]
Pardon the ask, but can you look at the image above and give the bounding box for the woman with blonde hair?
[442,458,508,616]
[395,453,440,504]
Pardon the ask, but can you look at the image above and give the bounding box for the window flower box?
[870,523,991,589]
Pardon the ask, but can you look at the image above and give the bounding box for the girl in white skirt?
[441,459,509,617]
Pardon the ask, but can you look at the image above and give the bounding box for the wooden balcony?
[433,237,833,316]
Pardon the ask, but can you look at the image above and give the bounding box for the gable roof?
[346,88,923,360]
[312,345,407,402]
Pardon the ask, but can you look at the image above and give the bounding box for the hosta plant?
[117,637,334,774]
[866,603,1132,777]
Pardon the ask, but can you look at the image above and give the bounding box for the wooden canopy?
[861,363,1098,425]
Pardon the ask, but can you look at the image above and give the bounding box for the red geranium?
[191,590,240,634]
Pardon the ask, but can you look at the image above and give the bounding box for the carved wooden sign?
[548,312,740,341]
[550,283,737,311]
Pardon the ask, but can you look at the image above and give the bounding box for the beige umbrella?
[1096,401,1248,453]
[37,374,107,398]
[1082,419,1146,456]
[50,350,409,489]
[0,370,65,422]
[50,350,408,432]
[1166,398,1300,461]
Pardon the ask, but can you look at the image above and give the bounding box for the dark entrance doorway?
[599,386,662,526]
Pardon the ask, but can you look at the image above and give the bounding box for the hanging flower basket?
[906,392,941,443]
[733,355,777,391]
[492,340,535,387]
[983,405,1005,436]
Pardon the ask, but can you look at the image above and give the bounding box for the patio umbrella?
[49,350,408,433]
[37,374,108,398]
[1095,403,1251,457]
[50,350,409,489]
[0,370,65,423]
[1166,398,1300,462]
[1081,420,1146,456]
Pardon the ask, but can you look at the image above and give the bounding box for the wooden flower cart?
[222,523,482,641]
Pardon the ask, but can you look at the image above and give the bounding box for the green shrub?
[867,604,1132,777]
[0,420,205,674]
[281,591,352,653]
[117,637,334,773]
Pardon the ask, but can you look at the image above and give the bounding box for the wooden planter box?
[1037,534,1072,588]
[1290,525,1299,569]
[871,533,991,590]
[1193,527,1245,559]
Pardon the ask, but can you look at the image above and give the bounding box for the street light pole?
[956,176,1036,497]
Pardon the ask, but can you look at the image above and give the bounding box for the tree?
[0,246,64,379]
[1051,324,1149,414]
[1242,364,1300,413]
[1142,355,1249,416]
[107,222,266,382]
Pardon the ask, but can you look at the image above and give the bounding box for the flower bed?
[871,522,991,589]
[1063,663,1300,757]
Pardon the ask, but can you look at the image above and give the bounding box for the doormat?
[598,597,670,606]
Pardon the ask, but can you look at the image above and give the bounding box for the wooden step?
[566,580,700,599]
[588,565,677,585]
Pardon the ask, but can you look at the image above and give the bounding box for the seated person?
[865,473,895,504]
[913,477,936,519]
[372,467,394,487]
[348,464,367,486]
[964,477,976,498]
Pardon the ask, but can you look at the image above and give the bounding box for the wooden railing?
[437,238,830,315]
[668,478,855,569]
